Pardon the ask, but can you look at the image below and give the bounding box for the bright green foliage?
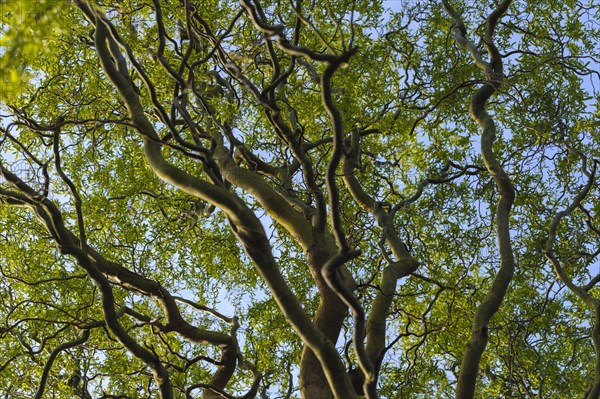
[1,1,600,398]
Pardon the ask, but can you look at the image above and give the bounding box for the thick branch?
[545,161,597,308]
[34,329,90,399]
[341,134,419,375]
[443,2,515,398]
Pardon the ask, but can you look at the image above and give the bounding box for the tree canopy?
[1,0,600,398]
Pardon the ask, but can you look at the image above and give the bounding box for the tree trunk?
[300,231,354,398]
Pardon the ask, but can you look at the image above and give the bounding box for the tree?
[0,0,599,397]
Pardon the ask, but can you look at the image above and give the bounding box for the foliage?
[0,0,599,398]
